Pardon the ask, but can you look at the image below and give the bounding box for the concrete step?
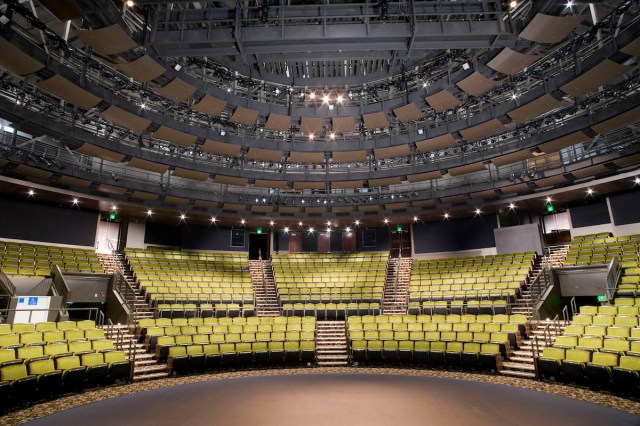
[134,364,168,374]
[499,369,536,379]
[512,350,534,357]
[317,354,349,360]
[317,361,349,366]
[134,359,158,366]
[132,371,170,382]
[510,356,534,363]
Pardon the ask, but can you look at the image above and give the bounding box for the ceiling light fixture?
[587,188,593,195]
[241,219,246,225]
[546,196,552,203]
[28,189,34,197]
[270,220,275,226]
[126,0,134,7]
[355,220,360,226]
[475,208,481,215]
[147,209,153,215]
[284,227,289,233]
[510,1,517,9]
[346,227,351,233]
[111,205,117,211]
[72,198,79,204]
[180,213,186,221]
[309,227,314,233]
[383,218,389,224]
[508,203,516,210]
[299,221,303,226]
[444,213,450,219]
[322,94,330,104]
[211,217,217,223]
[413,216,418,222]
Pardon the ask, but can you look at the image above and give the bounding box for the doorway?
[249,233,270,260]
[317,232,330,253]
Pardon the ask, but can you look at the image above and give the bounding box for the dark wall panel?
[0,196,98,246]
[330,231,343,252]
[301,231,317,252]
[413,215,498,254]
[144,222,246,251]
[570,202,610,228]
[609,191,640,226]
[356,227,390,252]
[275,231,289,253]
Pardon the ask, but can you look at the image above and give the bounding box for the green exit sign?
[256,227,263,234]
[109,212,117,220]
[396,225,402,232]
[546,204,555,213]
[597,295,606,302]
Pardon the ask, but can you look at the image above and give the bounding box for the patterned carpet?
[1,367,639,425]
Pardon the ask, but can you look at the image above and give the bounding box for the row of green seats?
[0,351,130,412]
[538,347,640,394]
[167,341,316,375]
[0,340,117,364]
[351,340,503,371]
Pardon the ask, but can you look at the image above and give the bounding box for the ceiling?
[0,0,638,227]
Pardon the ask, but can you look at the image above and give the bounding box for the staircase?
[97,252,153,321]
[547,244,570,268]
[97,253,119,274]
[103,324,170,382]
[499,319,566,379]
[381,257,412,315]
[249,260,280,316]
[512,246,569,317]
[315,321,349,366]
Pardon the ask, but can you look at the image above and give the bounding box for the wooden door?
[317,232,330,253]
[342,231,356,253]
[288,232,302,253]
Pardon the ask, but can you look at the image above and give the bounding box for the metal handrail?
[0,306,104,323]
[112,269,139,326]
[0,269,17,296]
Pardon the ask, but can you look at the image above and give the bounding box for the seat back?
[565,349,591,363]
[0,363,29,380]
[590,352,618,367]
[28,359,57,375]
[56,355,82,370]
[81,352,106,367]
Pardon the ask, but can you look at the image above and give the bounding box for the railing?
[0,307,104,323]
[113,269,138,325]
[26,277,54,296]
[0,269,17,296]
[50,265,70,320]
[530,257,554,319]
[605,257,621,303]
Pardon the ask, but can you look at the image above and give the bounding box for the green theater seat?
[612,356,640,394]
[537,347,565,380]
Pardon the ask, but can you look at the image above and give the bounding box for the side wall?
[568,191,640,237]
[143,222,247,252]
[412,214,499,255]
[0,196,99,247]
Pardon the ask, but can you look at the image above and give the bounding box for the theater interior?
[0,0,639,424]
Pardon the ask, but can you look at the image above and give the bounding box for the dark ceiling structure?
[0,0,638,226]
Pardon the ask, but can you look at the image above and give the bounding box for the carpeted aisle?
[23,374,639,426]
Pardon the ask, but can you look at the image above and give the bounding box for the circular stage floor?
[25,374,638,426]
